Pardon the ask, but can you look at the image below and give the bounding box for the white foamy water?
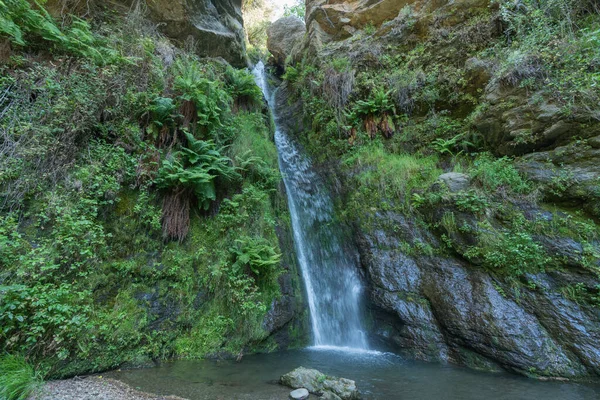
[252,62,369,349]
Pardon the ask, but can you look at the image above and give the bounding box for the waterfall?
[253,62,368,350]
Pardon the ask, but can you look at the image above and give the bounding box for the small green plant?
[364,22,376,35]
[282,65,300,83]
[472,153,532,194]
[283,0,305,19]
[350,89,396,138]
[157,131,240,210]
[229,236,282,277]
[173,57,231,131]
[466,229,551,277]
[432,134,473,156]
[0,354,43,400]
[454,190,490,214]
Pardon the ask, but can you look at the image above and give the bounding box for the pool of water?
[110,347,600,400]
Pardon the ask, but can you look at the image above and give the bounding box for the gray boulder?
[267,16,306,67]
[281,367,359,400]
[437,172,471,192]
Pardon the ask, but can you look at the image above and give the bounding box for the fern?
[225,66,263,104]
[156,131,240,210]
[173,58,231,129]
[0,0,118,64]
[229,236,281,276]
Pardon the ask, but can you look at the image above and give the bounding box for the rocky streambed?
[29,376,187,400]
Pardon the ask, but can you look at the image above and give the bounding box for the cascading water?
[253,62,368,350]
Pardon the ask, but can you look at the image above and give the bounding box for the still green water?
[110,348,599,399]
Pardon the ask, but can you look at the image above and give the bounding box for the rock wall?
[146,0,248,67]
[45,0,248,67]
[277,0,600,379]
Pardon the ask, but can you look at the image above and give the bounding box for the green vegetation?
[283,0,306,20]
[0,4,295,379]
[0,354,43,400]
[0,0,118,64]
[282,0,600,286]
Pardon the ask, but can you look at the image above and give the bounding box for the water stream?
[252,61,368,350]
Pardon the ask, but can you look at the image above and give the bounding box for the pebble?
[29,377,187,400]
[290,387,310,400]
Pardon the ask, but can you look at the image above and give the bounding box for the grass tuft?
[0,354,43,400]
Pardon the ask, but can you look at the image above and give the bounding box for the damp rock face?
[267,16,306,68]
[281,367,360,400]
[45,0,248,67]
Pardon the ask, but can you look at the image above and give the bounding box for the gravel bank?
[30,376,188,400]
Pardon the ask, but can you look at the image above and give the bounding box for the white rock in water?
[290,388,310,400]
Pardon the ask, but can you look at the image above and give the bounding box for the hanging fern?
[156,131,240,211]
[173,58,232,130]
[225,66,263,112]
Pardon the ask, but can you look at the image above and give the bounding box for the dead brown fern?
[323,65,355,135]
[161,187,191,242]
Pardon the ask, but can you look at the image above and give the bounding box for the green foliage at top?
[0,0,118,64]
[0,354,42,400]
[156,132,240,210]
[491,0,600,111]
[283,0,305,19]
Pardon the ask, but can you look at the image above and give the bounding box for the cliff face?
[146,0,248,67]
[44,0,248,67]
[274,0,600,378]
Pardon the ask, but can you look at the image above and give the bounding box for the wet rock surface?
[267,16,306,68]
[145,0,247,67]
[281,367,359,400]
[289,388,309,400]
[359,211,600,378]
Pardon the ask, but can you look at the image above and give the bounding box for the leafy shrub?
[282,65,300,83]
[0,354,42,400]
[173,57,231,131]
[454,190,490,214]
[472,153,532,194]
[466,229,551,276]
[350,89,396,138]
[156,131,240,241]
[157,131,240,210]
